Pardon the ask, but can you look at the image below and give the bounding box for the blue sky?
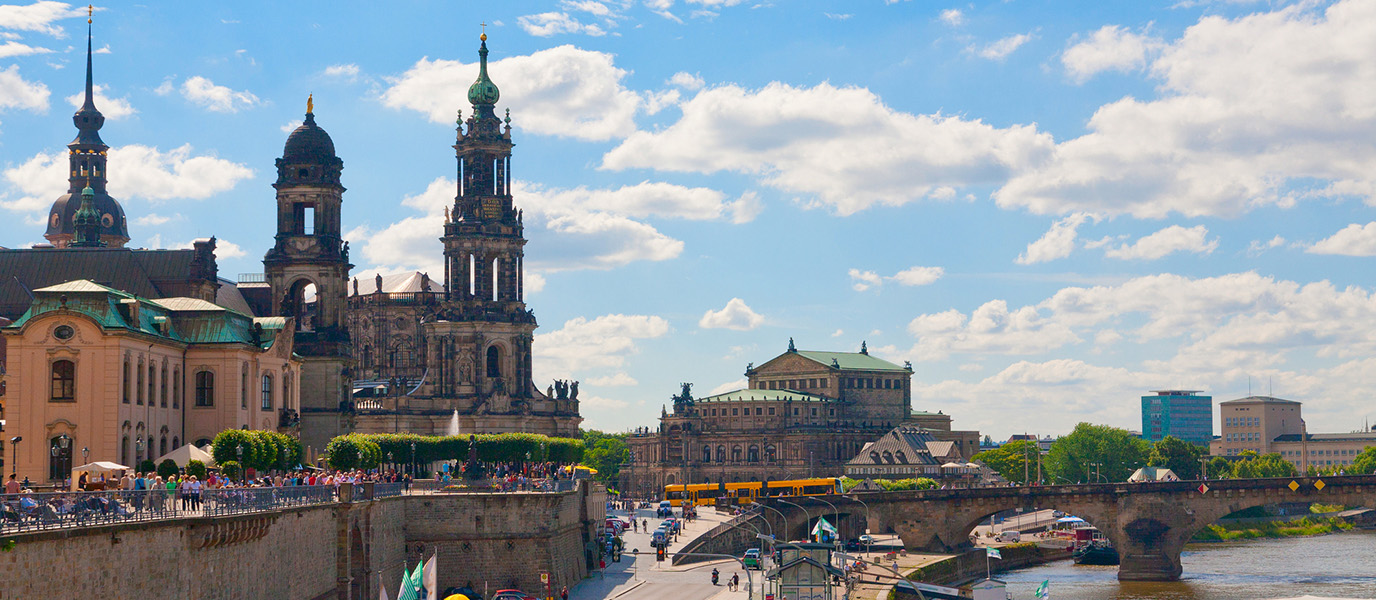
[3,1,1376,439]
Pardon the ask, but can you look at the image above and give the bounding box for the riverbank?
[1192,516,1357,542]
[887,544,1071,599]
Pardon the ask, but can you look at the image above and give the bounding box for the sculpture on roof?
[672,382,694,411]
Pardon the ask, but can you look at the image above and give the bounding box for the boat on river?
[1071,527,1119,565]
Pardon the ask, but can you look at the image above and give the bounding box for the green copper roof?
[467,37,500,106]
[795,350,909,372]
[697,388,835,403]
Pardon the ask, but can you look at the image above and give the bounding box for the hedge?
[211,430,304,472]
[323,432,584,471]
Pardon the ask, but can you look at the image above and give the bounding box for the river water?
[997,530,1376,600]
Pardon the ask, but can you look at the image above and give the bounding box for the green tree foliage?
[839,476,936,491]
[220,460,242,480]
[1045,423,1150,484]
[1230,451,1298,478]
[580,430,629,485]
[156,459,179,479]
[1352,446,1376,475]
[137,459,156,474]
[186,460,207,480]
[323,432,584,471]
[1147,436,1206,480]
[972,440,1042,484]
[211,430,304,472]
[1207,456,1233,479]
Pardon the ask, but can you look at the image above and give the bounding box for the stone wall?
[0,481,605,600]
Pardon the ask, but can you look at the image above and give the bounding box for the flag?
[985,547,1002,560]
[422,553,438,600]
[1034,580,1050,599]
[379,581,391,600]
[397,563,421,600]
[811,517,838,543]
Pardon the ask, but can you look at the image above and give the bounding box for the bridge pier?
[1113,517,1188,581]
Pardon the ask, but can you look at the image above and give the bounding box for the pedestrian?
[4,474,19,494]
[560,586,568,600]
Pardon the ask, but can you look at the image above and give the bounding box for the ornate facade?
[348,35,581,438]
[621,341,978,497]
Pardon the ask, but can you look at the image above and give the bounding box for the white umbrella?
[70,461,130,490]
[155,443,216,468]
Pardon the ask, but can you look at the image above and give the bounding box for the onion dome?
[467,33,500,107]
[275,95,343,188]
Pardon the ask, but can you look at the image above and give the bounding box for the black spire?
[72,14,105,147]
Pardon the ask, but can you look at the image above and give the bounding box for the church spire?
[72,4,104,145]
[467,30,500,108]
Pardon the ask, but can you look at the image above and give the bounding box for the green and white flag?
[985,547,1002,560]
[811,517,839,542]
[397,563,422,600]
[1034,580,1050,599]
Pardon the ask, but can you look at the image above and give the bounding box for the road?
[569,504,760,600]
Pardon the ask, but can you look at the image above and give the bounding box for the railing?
[374,482,406,498]
[0,485,338,533]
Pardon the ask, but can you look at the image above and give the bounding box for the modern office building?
[1141,390,1213,445]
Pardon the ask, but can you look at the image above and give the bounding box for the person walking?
[560,586,568,600]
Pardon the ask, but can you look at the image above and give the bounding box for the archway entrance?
[282,279,318,331]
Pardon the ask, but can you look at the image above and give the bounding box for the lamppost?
[778,499,811,541]
[813,496,842,554]
[388,452,394,473]
[135,437,145,468]
[844,496,873,555]
[410,441,417,477]
[8,436,20,477]
[236,443,244,484]
[81,446,89,464]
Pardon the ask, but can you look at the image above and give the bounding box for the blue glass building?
[1141,390,1213,445]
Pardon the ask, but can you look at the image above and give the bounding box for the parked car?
[743,548,761,569]
[658,500,673,517]
[859,534,876,545]
[493,590,537,600]
[664,517,681,534]
[652,527,669,547]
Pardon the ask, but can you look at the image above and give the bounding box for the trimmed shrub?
[220,460,242,479]
[137,459,156,474]
[156,459,179,479]
[186,460,207,480]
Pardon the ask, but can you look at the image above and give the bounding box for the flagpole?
[986,515,992,581]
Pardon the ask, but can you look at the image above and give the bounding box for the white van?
[995,530,1021,543]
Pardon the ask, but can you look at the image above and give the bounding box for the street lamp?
[81,446,89,464]
[778,499,811,541]
[135,437,145,467]
[844,496,873,555]
[236,443,245,484]
[8,436,20,477]
[410,441,417,477]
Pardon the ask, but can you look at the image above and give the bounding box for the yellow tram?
[664,477,841,507]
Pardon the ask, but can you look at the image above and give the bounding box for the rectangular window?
[755,407,763,416]
[822,379,828,389]
[160,367,168,408]
[732,408,738,416]
[768,407,775,415]
[123,359,130,403]
[811,408,817,417]
[50,360,76,401]
[172,369,180,408]
[261,374,273,410]
[793,408,799,416]
[136,364,144,405]
[195,371,214,407]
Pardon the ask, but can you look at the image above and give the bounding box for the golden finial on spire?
[87,4,93,24]
[480,21,487,42]
[307,93,313,114]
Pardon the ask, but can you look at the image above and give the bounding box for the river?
[997,529,1376,599]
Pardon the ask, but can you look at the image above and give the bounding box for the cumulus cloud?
[1062,25,1163,83]
[604,82,1053,215]
[667,71,704,90]
[587,372,638,387]
[972,33,1033,60]
[0,144,254,213]
[322,63,360,81]
[699,298,764,331]
[65,83,134,118]
[133,213,172,226]
[0,64,49,111]
[1101,224,1218,260]
[850,265,944,291]
[180,76,260,112]
[709,379,748,395]
[382,45,639,141]
[939,9,964,26]
[534,314,670,376]
[1016,213,1096,265]
[1307,222,1376,256]
[0,1,85,37]
[0,40,50,58]
[517,12,607,37]
[997,1,1376,219]
[146,235,246,259]
[1247,234,1287,257]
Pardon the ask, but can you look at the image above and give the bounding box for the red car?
[492,591,537,600]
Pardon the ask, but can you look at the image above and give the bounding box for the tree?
[1207,456,1233,479]
[581,430,629,485]
[186,460,207,480]
[156,459,179,479]
[1231,451,1297,478]
[220,460,242,480]
[1352,446,1376,475]
[1045,423,1150,484]
[972,440,1042,484]
[1147,436,1206,480]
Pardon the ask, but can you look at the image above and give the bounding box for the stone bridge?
[756,474,1376,581]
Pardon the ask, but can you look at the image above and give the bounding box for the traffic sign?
[541,572,549,584]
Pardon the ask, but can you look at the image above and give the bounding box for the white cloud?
[604,82,1053,215]
[0,1,85,37]
[824,13,851,21]
[587,372,638,387]
[709,379,747,395]
[133,213,172,226]
[1247,234,1287,257]
[973,33,1033,60]
[180,76,260,113]
[831,329,844,338]
[1016,212,1095,265]
[382,45,640,141]
[534,314,670,377]
[322,63,360,81]
[1101,224,1217,260]
[0,40,50,58]
[727,191,762,224]
[279,120,302,134]
[699,298,764,331]
[0,144,254,213]
[1062,25,1163,83]
[1307,222,1376,256]
[525,271,547,293]
[667,71,704,90]
[851,265,944,291]
[997,1,1376,219]
[0,64,49,111]
[939,9,964,26]
[517,12,607,37]
[65,83,134,118]
[642,88,681,114]
[146,236,245,259]
[906,301,1081,361]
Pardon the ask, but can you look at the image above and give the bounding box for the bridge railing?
[0,485,340,534]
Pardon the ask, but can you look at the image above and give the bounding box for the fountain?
[447,409,460,437]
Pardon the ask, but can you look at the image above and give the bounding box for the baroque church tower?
[263,97,354,453]
[44,14,129,248]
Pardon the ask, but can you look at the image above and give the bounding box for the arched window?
[172,437,180,449]
[136,359,145,405]
[486,346,501,379]
[732,446,742,463]
[122,357,130,403]
[748,445,760,462]
[160,436,167,458]
[121,435,129,465]
[160,363,168,407]
[261,374,274,410]
[765,445,776,463]
[172,367,180,408]
[50,360,75,401]
[147,363,155,408]
[716,446,725,463]
[195,371,214,407]
[702,445,712,463]
[241,364,249,409]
